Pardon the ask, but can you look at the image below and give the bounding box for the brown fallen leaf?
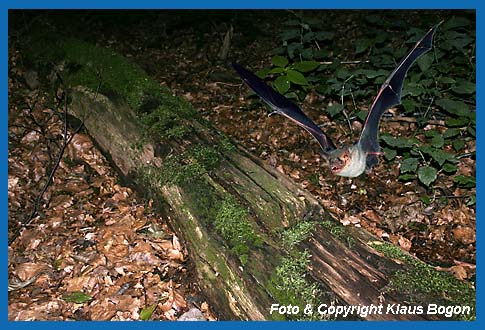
[398,235,412,251]
[452,226,476,245]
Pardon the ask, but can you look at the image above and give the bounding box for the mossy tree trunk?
[24,37,474,320]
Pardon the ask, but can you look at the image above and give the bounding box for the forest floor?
[8,10,475,320]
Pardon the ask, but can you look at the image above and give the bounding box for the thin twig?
[9,81,101,245]
[319,60,370,65]
[340,75,354,134]
[386,116,446,126]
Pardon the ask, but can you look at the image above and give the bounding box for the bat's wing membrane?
[233,63,336,153]
[358,22,441,168]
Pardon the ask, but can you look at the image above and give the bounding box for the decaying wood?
[65,85,464,321]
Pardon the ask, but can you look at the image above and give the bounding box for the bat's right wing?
[233,63,336,153]
[358,22,441,168]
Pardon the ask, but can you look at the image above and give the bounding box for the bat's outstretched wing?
[233,62,336,153]
[358,22,441,168]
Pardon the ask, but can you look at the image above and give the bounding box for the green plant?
[273,11,334,62]
[260,13,475,196]
[381,17,475,191]
[258,55,320,96]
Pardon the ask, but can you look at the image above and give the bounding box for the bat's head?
[328,145,367,178]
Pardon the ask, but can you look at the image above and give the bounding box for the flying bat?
[233,23,440,177]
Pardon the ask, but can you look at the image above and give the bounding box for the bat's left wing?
[358,22,441,169]
[233,62,336,153]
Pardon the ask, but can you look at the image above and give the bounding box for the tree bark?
[66,86,473,321]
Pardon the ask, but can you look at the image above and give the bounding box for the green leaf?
[452,139,465,151]
[383,147,397,161]
[424,130,444,146]
[292,61,320,73]
[466,195,476,206]
[401,99,416,113]
[140,304,157,321]
[314,31,334,41]
[420,146,457,166]
[421,195,431,205]
[355,69,387,79]
[274,75,290,94]
[336,68,351,79]
[355,38,371,54]
[280,29,301,41]
[269,67,285,74]
[438,76,456,84]
[272,55,289,68]
[301,48,313,60]
[451,80,475,95]
[403,81,425,97]
[400,158,419,173]
[62,291,92,304]
[443,128,460,139]
[327,103,344,117]
[356,110,368,121]
[287,42,302,59]
[431,134,445,148]
[417,53,434,72]
[286,69,309,85]
[302,32,316,43]
[467,126,476,137]
[430,149,458,166]
[448,35,474,49]
[443,16,471,29]
[436,98,472,118]
[418,166,438,186]
[256,68,271,79]
[442,163,458,173]
[313,49,329,60]
[446,117,469,127]
[381,135,416,148]
[454,175,475,188]
[399,173,416,181]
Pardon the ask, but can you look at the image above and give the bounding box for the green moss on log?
[280,221,316,250]
[62,39,197,140]
[267,250,321,320]
[214,197,263,265]
[368,241,475,319]
[22,35,197,141]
